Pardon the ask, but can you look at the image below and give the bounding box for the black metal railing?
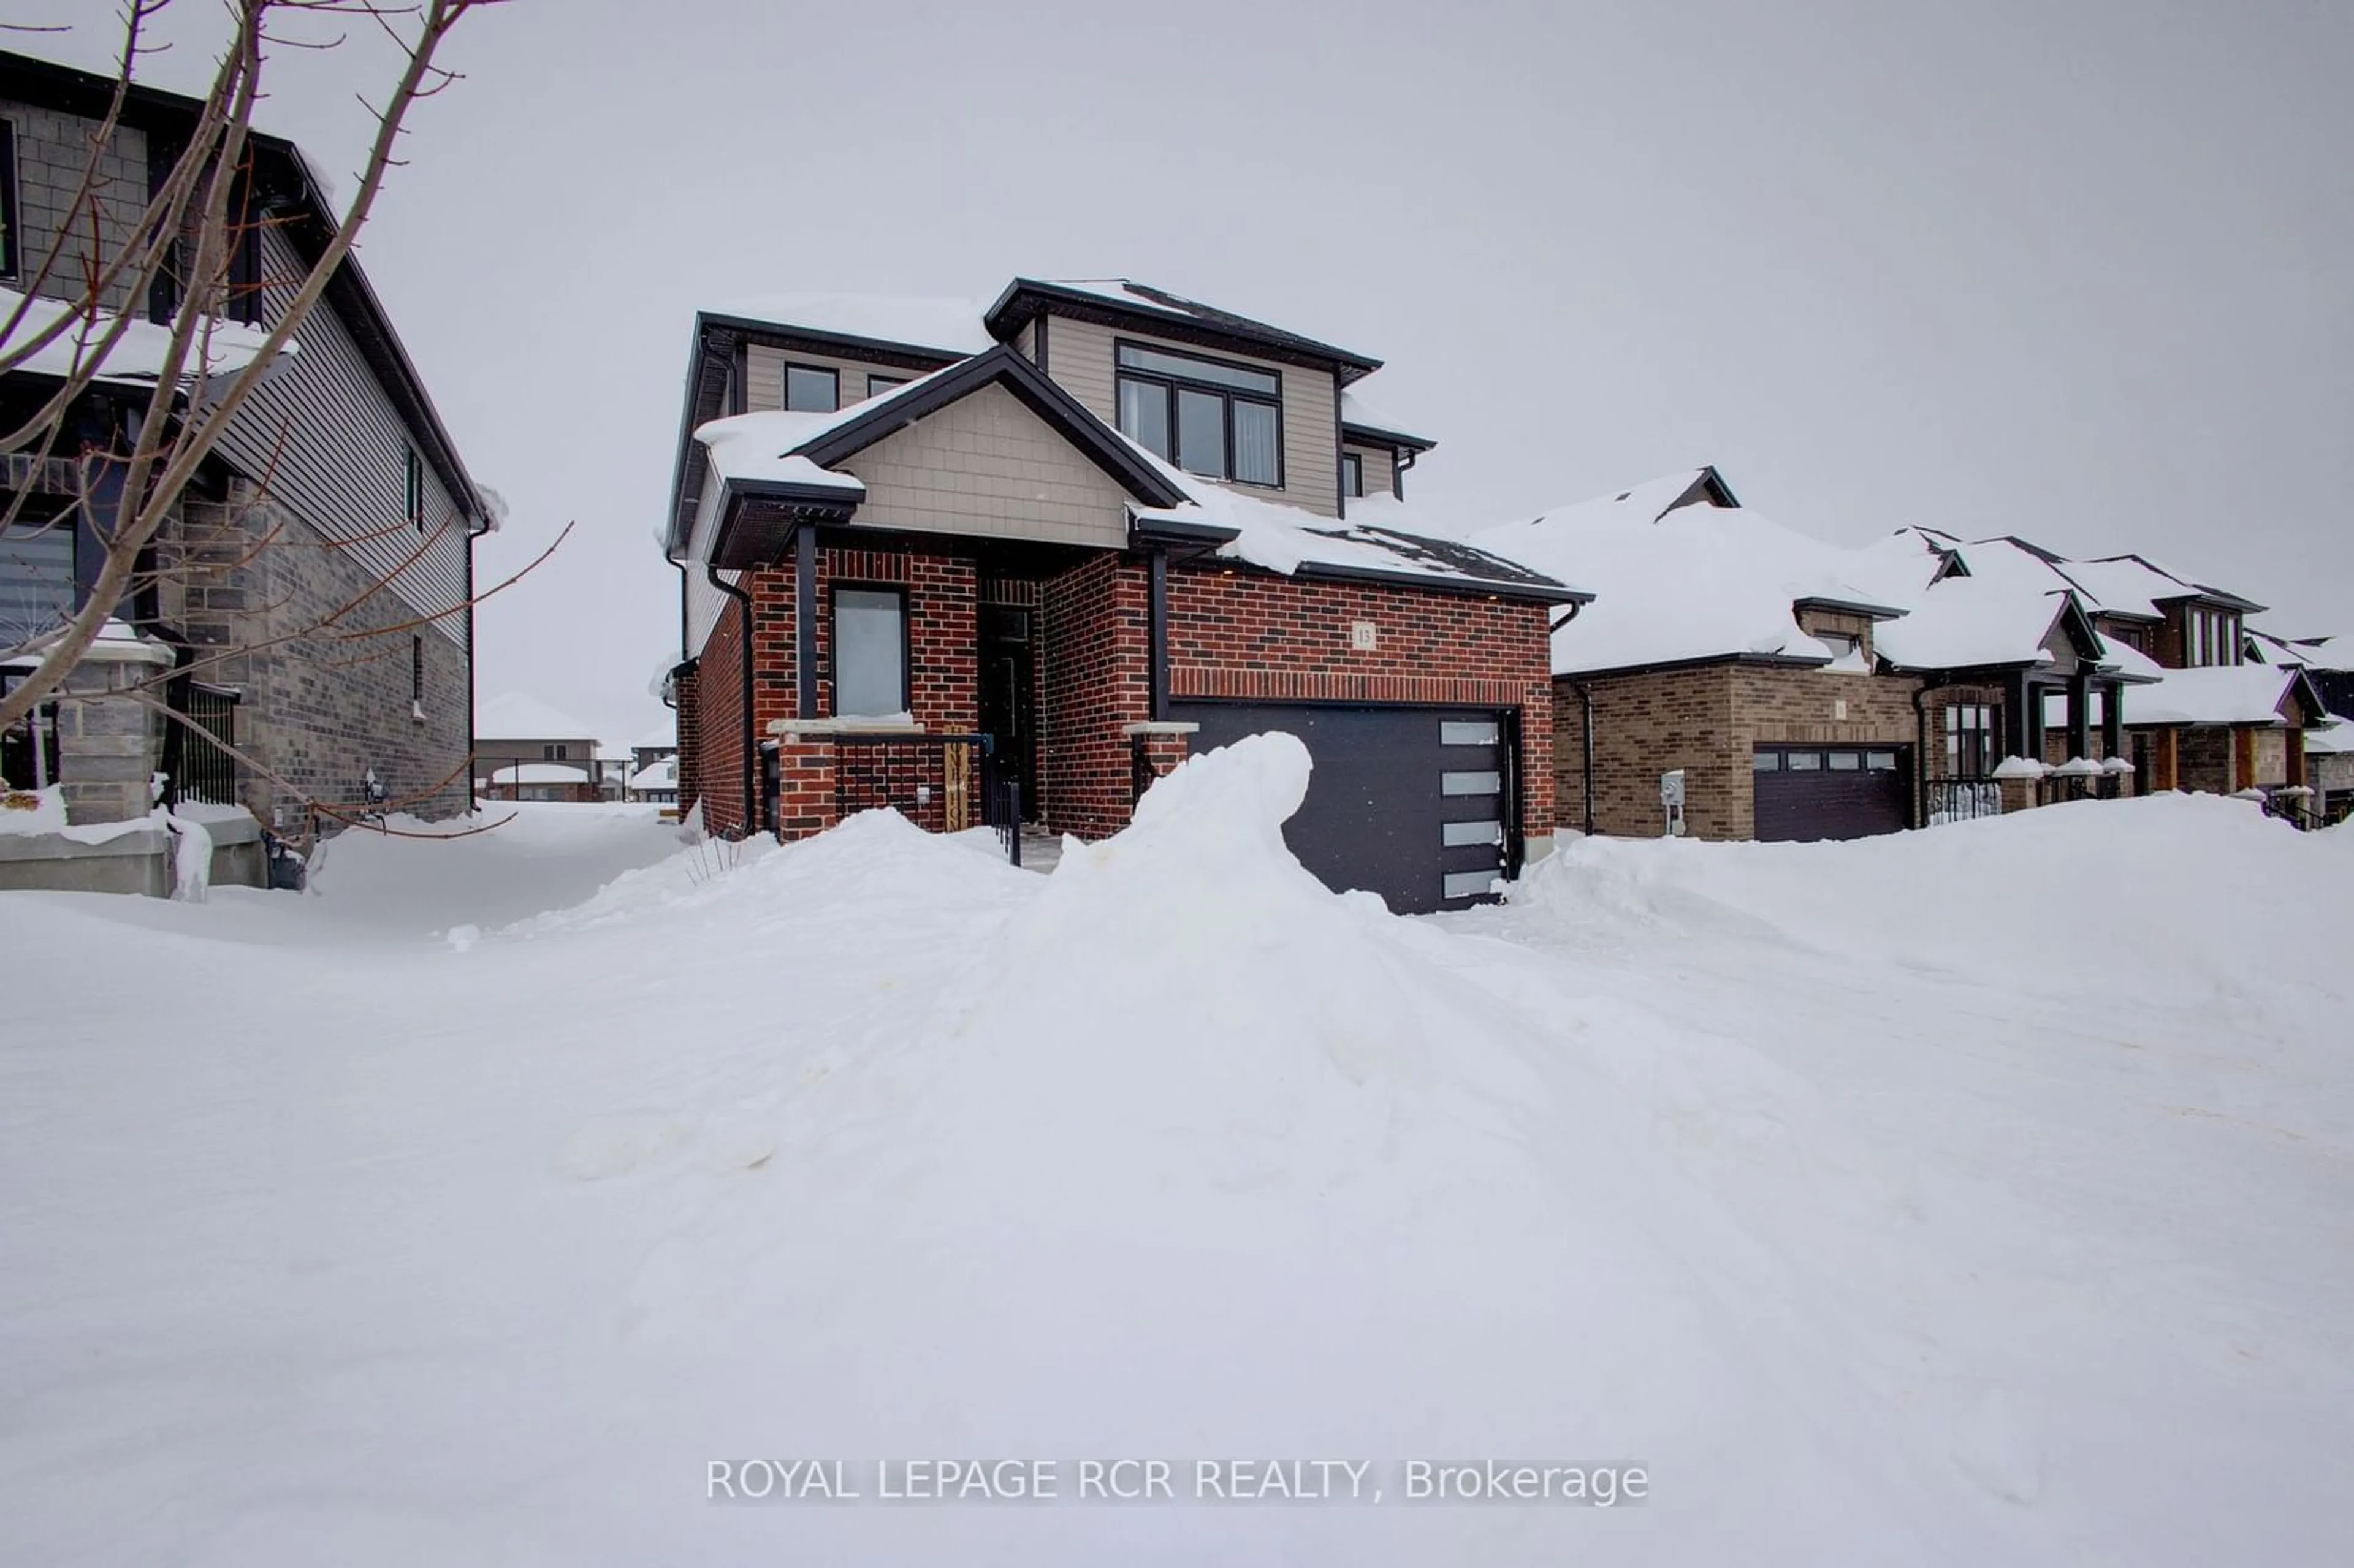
[2038,772,2095,807]
[1130,733,1155,806]
[2259,790,2317,832]
[1924,777,2002,826]
[159,674,240,807]
[983,751,1023,869]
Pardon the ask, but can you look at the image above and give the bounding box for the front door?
[977,604,1037,820]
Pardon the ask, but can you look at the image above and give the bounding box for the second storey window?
[1,510,75,645]
[867,373,906,399]
[1114,342,1281,487]
[1341,452,1363,500]
[0,119,18,281]
[544,744,569,761]
[403,444,425,530]
[785,364,840,413]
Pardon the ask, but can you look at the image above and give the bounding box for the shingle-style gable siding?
[831,382,1132,551]
[211,226,470,647]
[1037,313,1340,519]
[0,96,147,309]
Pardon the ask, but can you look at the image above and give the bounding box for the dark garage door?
[1170,702,1515,914]
[1752,745,1911,842]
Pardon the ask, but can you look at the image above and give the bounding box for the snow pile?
[167,814,212,902]
[0,785,67,834]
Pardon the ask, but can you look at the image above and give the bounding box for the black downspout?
[796,523,819,720]
[708,562,755,835]
[1148,546,1169,721]
[1576,681,1596,837]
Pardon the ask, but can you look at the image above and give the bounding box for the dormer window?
[1114,341,1281,487]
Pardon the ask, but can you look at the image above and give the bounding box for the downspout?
[1576,682,1596,837]
[1395,446,1416,501]
[707,562,755,835]
[1148,546,1169,721]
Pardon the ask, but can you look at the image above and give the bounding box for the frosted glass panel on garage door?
[1442,771,1501,796]
[1442,819,1503,847]
[1441,720,1499,746]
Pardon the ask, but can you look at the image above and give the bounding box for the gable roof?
[1875,577,2106,674]
[697,294,992,359]
[2127,664,2328,728]
[983,277,1383,381]
[1464,490,1884,676]
[2064,553,2267,618]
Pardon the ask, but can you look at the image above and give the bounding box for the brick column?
[773,734,837,840]
[1124,720,1197,806]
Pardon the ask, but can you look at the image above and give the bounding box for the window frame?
[409,634,425,708]
[0,118,19,282]
[866,373,907,400]
[1341,451,1363,500]
[403,443,425,530]
[783,363,841,414]
[1944,702,1997,777]
[829,581,912,719]
[1112,337,1284,489]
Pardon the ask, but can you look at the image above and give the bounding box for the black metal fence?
[159,674,240,807]
[1924,777,2002,826]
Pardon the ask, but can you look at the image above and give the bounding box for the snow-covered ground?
[2,762,2348,1565]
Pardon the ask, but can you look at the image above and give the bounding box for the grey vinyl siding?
[1344,443,1395,501]
[1038,313,1340,518]
[744,344,940,413]
[211,227,470,647]
[0,97,148,309]
[686,564,736,658]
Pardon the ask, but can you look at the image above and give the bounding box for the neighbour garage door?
[1170,702,1515,914]
[1751,745,1911,842]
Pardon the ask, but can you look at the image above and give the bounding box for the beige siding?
[1015,319,1038,362]
[1344,444,1395,503]
[745,345,933,413]
[1040,313,1339,518]
[833,383,1129,550]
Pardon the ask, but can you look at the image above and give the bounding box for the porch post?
[1148,546,1169,722]
[795,522,818,720]
[2004,671,2033,759]
[2100,679,2124,761]
[2066,670,2091,760]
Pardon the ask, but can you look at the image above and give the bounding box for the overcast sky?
[28,0,2353,745]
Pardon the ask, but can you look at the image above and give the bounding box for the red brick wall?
[744,544,981,737]
[1039,554,1150,839]
[692,596,750,835]
[1166,566,1556,840]
[674,668,701,816]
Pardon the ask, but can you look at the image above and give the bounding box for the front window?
[1,510,75,645]
[1114,341,1281,486]
[785,364,840,413]
[833,586,907,718]
[1944,703,1997,777]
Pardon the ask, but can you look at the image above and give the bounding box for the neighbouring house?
[0,48,492,839]
[628,721,677,779]
[473,693,606,802]
[658,280,1578,913]
[2054,554,2329,806]
[1463,476,2152,842]
[627,755,679,806]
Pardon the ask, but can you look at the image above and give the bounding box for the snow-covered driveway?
[2,759,2348,1566]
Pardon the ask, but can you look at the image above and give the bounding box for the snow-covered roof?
[690,360,970,497]
[489,762,591,785]
[1875,577,2076,672]
[628,758,679,791]
[475,693,603,742]
[1130,451,1569,598]
[633,721,677,752]
[2306,723,2354,755]
[2128,664,2314,728]
[1464,493,1887,675]
[2057,554,2256,620]
[702,294,993,355]
[1338,387,1433,446]
[2,285,290,388]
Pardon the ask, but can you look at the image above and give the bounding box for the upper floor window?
[785,364,840,413]
[403,444,425,530]
[2184,606,2241,668]
[1341,452,1363,500]
[867,373,907,400]
[0,120,19,281]
[1114,341,1281,487]
[544,744,569,761]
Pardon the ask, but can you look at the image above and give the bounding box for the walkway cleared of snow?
[1,754,2347,1565]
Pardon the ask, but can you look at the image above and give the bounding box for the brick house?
[1467,477,2154,842]
[2052,554,2330,807]
[659,282,1578,913]
[0,49,491,840]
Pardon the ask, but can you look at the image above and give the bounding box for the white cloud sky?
[21,0,2353,743]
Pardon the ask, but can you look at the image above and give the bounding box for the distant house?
[1465,476,2149,842]
[628,721,678,780]
[473,694,606,802]
[627,755,679,805]
[0,48,492,831]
